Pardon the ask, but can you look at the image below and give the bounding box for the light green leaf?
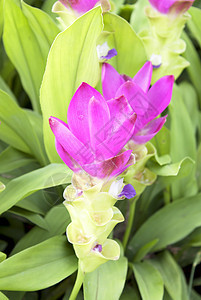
[129,194,201,256]
[0,76,16,101]
[84,257,128,300]
[3,0,59,112]
[0,252,6,263]
[0,292,9,300]
[0,164,72,215]
[9,207,48,230]
[133,239,159,262]
[151,251,184,300]
[182,31,201,106]
[12,204,70,254]
[0,236,77,291]
[0,90,47,165]
[0,183,5,193]
[40,6,103,162]
[0,0,3,38]
[103,13,147,77]
[130,0,149,33]
[133,261,164,300]
[196,143,201,191]
[170,85,197,199]
[188,7,201,48]
[0,147,36,173]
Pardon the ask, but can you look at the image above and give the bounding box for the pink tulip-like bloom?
[49,83,137,179]
[102,62,174,144]
[148,0,194,14]
[59,0,100,15]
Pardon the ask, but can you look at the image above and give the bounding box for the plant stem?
[123,197,138,250]
[188,251,201,299]
[69,263,84,300]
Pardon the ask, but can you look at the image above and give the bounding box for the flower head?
[49,83,136,180]
[148,0,194,15]
[102,62,174,144]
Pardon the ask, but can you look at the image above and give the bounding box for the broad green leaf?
[0,90,47,165]
[196,143,201,191]
[129,194,201,256]
[170,85,197,199]
[103,13,147,77]
[151,251,184,300]
[0,77,16,101]
[3,0,59,112]
[179,82,199,133]
[0,147,36,173]
[182,31,201,106]
[0,292,8,300]
[130,0,149,33]
[133,261,164,300]
[9,207,48,230]
[188,7,201,48]
[0,252,6,263]
[0,164,72,215]
[133,239,159,262]
[0,183,5,193]
[40,7,103,162]
[0,236,77,291]
[12,204,70,254]
[84,257,128,300]
[0,0,3,38]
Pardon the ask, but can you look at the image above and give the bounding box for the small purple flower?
[148,0,194,15]
[49,83,137,180]
[93,244,102,253]
[118,184,136,199]
[97,43,117,62]
[102,62,174,144]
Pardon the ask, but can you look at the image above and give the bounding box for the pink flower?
[148,0,194,15]
[59,0,109,15]
[102,62,174,144]
[49,83,137,179]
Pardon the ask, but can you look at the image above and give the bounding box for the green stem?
[69,263,84,300]
[188,251,201,299]
[123,197,138,250]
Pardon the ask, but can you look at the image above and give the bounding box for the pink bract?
[102,62,174,144]
[148,0,194,14]
[59,0,99,14]
[49,83,137,179]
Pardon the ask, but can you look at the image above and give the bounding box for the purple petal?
[67,82,105,145]
[55,139,81,172]
[82,150,133,179]
[133,116,167,144]
[146,75,174,123]
[118,184,136,199]
[95,111,137,161]
[102,63,125,100]
[88,96,110,150]
[49,116,94,165]
[132,61,153,93]
[59,0,99,13]
[116,81,150,131]
[101,48,117,60]
[107,95,133,124]
[93,244,102,252]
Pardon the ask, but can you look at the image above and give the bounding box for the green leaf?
[151,251,185,300]
[0,76,16,101]
[0,252,7,263]
[182,31,201,107]
[0,164,72,215]
[9,207,48,230]
[120,286,141,300]
[103,13,147,77]
[0,183,5,193]
[0,90,47,165]
[133,239,159,262]
[133,261,164,300]
[130,0,149,33]
[0,292,9,300]
[196,143,201,192]
[12,204,70,254]
[0,147,36,173]
[170,85,197,199]
[0,0,3,38]
[0,236,77,291]
[188,7,201,48]
[84,257,128,300]
[3,0,59,112]
[40,6,103,162]
[129,194,201,256]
